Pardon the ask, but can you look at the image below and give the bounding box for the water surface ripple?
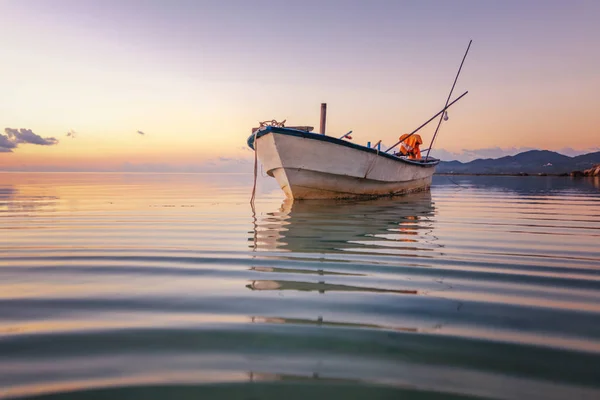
[1,173,600,399]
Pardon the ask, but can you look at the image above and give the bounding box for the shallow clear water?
[1,173,600,399]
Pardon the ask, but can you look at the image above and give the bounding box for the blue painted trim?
[247,126,439,168]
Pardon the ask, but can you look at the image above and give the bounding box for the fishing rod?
[384,90,468,154]
[425,40,472,161]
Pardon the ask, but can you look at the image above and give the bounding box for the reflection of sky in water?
[433,174,600,193]
[0,185,59,212]
[0,186,17,199]
[1,173,600,399]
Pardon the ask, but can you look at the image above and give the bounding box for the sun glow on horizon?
[1,0,599,170]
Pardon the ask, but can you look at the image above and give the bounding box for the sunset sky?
[1,0,598,171]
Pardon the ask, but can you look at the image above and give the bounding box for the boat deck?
[248,126,439,168]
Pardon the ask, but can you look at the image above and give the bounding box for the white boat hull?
[254,130,437,200]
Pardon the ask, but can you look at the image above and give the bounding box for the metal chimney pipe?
[320,103,327,135]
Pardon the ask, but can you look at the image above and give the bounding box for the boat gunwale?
[247,126,439,168]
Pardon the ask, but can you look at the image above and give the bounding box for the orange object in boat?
[397,134,423,159]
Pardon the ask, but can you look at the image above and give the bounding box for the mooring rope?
[249,119,285,209]
[250,129,259,209]
[446,175,465,189]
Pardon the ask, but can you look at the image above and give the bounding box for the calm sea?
[1,173,600,399]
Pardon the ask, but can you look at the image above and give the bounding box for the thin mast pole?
[385,90,468,154]
[425,40,472,161]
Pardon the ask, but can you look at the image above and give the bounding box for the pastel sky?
[1,0,599,170]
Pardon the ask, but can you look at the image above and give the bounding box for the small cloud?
[0,134,17,152]
[137,130,145,136]
[1,128,58,153]
[558,146,600,157]
[5,128,58,146]
[66,130,77,138]
[459,146,536,160]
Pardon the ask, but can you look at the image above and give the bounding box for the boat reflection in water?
[246,191,443,335]
[251,190,437,255]
[247,276,417,295]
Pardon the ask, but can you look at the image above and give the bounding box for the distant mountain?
[436,150,600,175]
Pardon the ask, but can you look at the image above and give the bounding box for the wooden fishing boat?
[247,41,472,200]
[247,126,439,199]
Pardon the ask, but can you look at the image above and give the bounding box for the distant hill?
[436,150,600,175]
